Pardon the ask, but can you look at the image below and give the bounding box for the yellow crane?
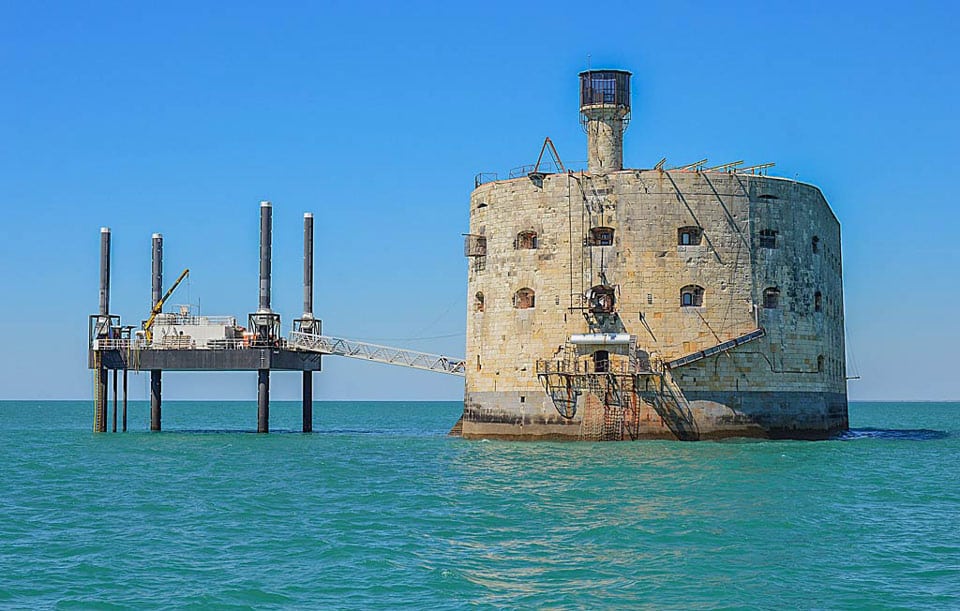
[144,268,190,343]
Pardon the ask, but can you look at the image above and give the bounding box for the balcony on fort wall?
[536,352,656,377]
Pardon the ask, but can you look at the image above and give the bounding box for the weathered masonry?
[458,69,848,440]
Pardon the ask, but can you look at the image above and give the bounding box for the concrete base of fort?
[457,390,848,441]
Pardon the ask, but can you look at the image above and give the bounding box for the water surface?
[1,400,957,608]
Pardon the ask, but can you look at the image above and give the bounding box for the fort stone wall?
[460,168,847,440]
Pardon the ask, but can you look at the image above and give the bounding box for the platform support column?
[111,369,118,433]
[301,212,315,433]
[122,369,128,432]
[302,371,313,432]
[150,370,162,431]
[94,227,110,433]
[258,369,270,433]
[95,365,108,433]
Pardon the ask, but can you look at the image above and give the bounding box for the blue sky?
[1,0,957,401]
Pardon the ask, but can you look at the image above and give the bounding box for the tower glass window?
[589,227,615,246]
[678,226,703,246]
[680,285,704,307]
[475,292,485,313]
[514,288,535,309]
[815,291,822,312]
[579,70,631,108]
[812,236,820,253]
[763,288,780,309]
[759,229,778,249]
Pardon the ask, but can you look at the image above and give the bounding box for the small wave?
[838,428,950,441]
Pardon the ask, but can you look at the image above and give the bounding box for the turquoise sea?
[0,400,957,609]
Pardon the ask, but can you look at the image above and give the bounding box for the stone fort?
[456,69,848,441]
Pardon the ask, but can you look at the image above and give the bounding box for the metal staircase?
[287,331,466,376]
[650,369,700,441]
[666,328,765,369]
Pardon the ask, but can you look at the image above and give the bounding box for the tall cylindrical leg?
[122,369,128,432]
[150,370,162,431]
[258,369,270,433]
[99,228,111,316]
[95,226,111,434]
[303,213,314,316]
[95,366,108,433]
[152,234,163,308]
[112,370,118,433]
[302,371,313,433]
[259,202,272,312]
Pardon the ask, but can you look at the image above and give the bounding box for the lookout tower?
[579,69,631,174]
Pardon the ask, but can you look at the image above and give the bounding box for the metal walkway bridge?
[288,331,466,376]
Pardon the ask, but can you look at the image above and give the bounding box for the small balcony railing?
[536,356,655,376]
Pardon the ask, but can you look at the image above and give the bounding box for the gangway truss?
[288,331,466,376]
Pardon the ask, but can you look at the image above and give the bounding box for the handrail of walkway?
[288,331,466,376]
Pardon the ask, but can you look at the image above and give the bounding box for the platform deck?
[88,348,321,372]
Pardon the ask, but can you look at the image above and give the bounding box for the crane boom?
[532,137,565,174]
[144,268,190,341]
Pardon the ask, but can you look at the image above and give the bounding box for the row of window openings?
[474,287,825,311]
[683,286,824,310]
[474,289,535,311]
[512,228,613,249]
[504,228,821,252]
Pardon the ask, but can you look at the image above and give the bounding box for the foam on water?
[840,428,951,441]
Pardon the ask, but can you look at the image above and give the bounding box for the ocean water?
[0,400,958,609]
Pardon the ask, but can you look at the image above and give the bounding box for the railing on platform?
[288,331,466,376]
[536,357,656,376]
[93,338,142,351]
[92,337,253,351]
[474,172,499,188]
[150,314,238,326]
